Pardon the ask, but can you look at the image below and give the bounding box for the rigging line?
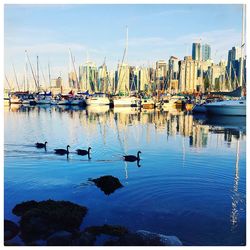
[12,64,20,91]
[25,50,38,90]
[5,74,12,90]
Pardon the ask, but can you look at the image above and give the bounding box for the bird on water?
[76,147,91,159]
[123,151,141,162]
[54,145,70,156]
[35,141,47,150]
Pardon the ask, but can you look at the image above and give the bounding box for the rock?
[4,240,22,246]
[85,224,128,237]
[4,220,19,241]
[47,231,73,246]
[12,200,38,216]
[72,232,96,246]
[105,230,182,246]
[136,230,183,246]
[91,175,123,195]
[12,199,88,242]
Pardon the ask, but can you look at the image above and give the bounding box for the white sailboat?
[204,5,246,116]
[85,93,110,106]
[113,27,140,107]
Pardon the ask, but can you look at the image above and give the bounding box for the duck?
[76,147,91,158]
[54,145,70,155]
[123,151,141,162]
[36,141,47,150]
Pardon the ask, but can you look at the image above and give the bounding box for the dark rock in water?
[4,220,19,241]
[47,231,73,246]
[105,230,182,246]
[4,240,22,246]
[72,232,96,246]
[91,175,123,195]
[12,199,88,243]
[85,224,128,237]
[12,200,38,216]
[136,230,183,246]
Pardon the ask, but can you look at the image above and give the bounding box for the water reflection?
[4,104,246,245]
[6,105,246,149]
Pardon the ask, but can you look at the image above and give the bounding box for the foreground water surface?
[4,104,246,246]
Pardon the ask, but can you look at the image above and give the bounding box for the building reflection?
[5,105,246,149]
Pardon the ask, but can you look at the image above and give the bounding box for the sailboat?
[113,27,140,107]
[204,5,246,116]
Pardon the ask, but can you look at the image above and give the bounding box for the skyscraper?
[192,43,201,61]
[202,44,211,61]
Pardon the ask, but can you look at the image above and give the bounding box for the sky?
[4,4,243,88]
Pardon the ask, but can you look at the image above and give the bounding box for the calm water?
[4,104,246,246]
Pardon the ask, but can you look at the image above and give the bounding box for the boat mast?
[12,64,20,91]
[239,4,245,87]
[48,61,51,91]
[37,55,40,92]
[69,48,80,91]
[25,50,38,91]
[5,74,12,91]
[25,52,29,91]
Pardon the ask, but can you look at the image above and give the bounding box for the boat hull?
[205,105,246,116]
[204,100,246,116]
[86,97,110,106]
[113,97,140,107]
[192,104,207,113]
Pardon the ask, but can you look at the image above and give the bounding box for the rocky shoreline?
[4,175,182,246]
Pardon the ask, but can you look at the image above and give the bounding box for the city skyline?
[5,4,243,87]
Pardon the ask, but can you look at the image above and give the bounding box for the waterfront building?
[168,56,179,80]
[68,71,77,89]
[79,61,98,92]
[107,70,115,93]
[202,44,211,61]
[98,63,108,93]
[168,56,179,93]
[139,67,150,92]
[208,62,226,91]
[117,63,130,94]
[178,56,199,93]
[192,43,201,61]
[156,60,167,91]
[130,66,139,91]
[226,46,241,87]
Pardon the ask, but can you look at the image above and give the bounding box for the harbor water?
[4,104,246,246]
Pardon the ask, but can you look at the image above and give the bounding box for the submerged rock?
[91,175,123,195]
[47,231,73,246]
[136,230,183,246]
[72,232,96,246]
[85,224,128,237]
[105,230,182,246]
[4,219,19,241]
[12,199,88,242]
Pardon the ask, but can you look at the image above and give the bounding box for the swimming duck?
[123,151,141,162]
[54,145,70,155]
[36,141,47,150]
[76,147,91,158]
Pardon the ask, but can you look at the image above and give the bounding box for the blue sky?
[4,4,242,87]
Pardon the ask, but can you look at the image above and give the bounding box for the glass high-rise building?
[192,43,201,61]
[202,44,211,61]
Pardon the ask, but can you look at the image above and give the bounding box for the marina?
[4,105,246,246]
[3,3,247,247]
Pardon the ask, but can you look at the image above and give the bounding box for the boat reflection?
[86,105,109,114]
[5,106,245,150]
